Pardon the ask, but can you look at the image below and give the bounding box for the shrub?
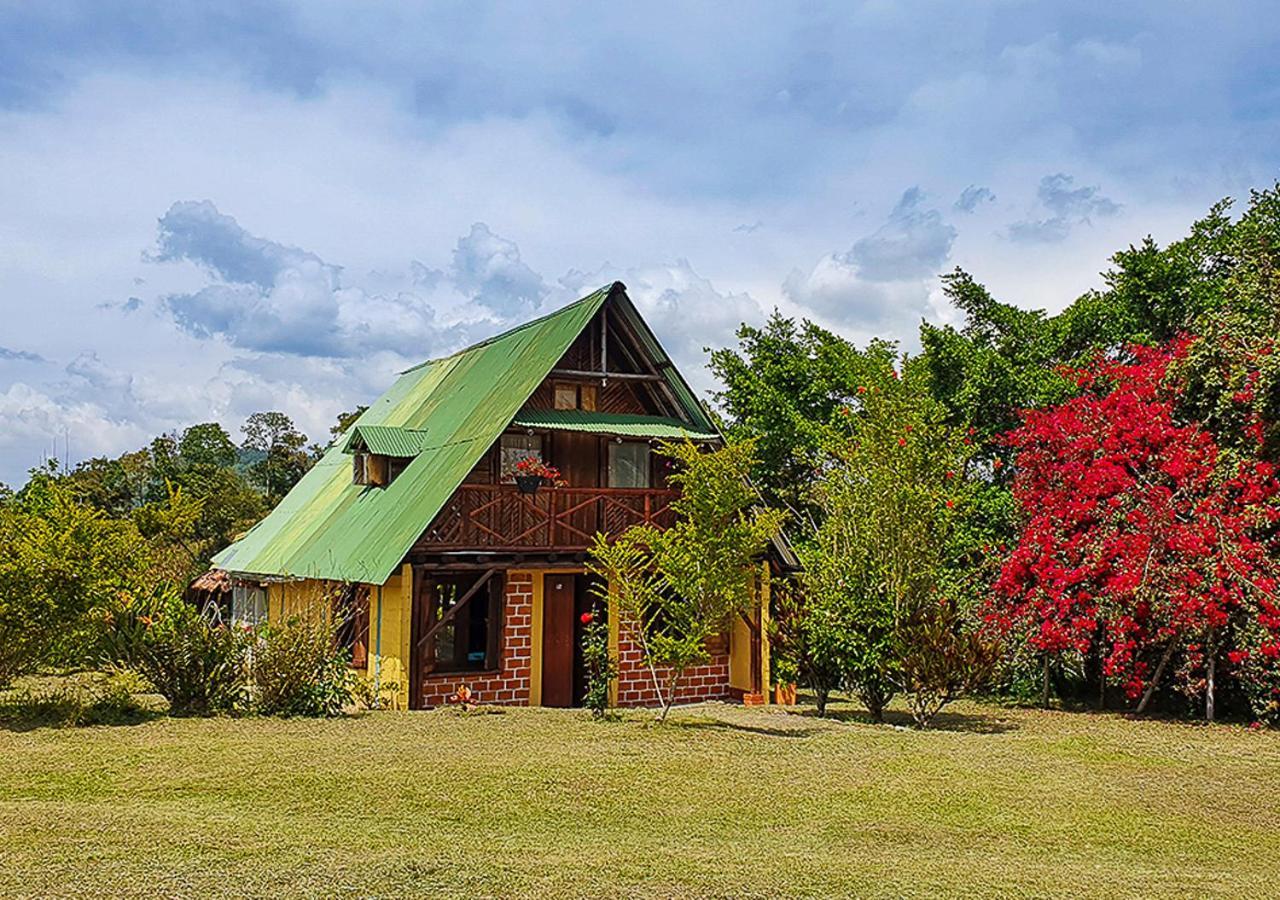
[100,588,249,716]
[251,611,353,717]
[0,468,152,687]
[893,600,1001,728]
[580,606,616,719]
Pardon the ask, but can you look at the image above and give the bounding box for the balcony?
[417,484,679,552]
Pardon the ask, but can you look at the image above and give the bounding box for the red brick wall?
[416,571,736,709]
[418,571,533,707]
[614,619,732,708]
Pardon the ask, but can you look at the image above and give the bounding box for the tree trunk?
[866,695,885,724]
[1205,630,1216,723]
[1040,654,1051,709]
[1136,640,1176,715]
[657,669,684,724]
[814,683,830,717]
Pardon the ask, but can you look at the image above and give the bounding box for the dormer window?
[341,425,428,487]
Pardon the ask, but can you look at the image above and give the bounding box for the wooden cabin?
[212,282,793,709]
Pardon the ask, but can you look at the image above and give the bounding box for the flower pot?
[773,683,797,706]
[514,475,544,495]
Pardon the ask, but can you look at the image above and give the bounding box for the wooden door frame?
[528,567,587,706]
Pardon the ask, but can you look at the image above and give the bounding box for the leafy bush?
[893,601,1001,728]
[251,611,353,717]
[580,606,616,719]
[0,467,153,687]
[100,588,249,716]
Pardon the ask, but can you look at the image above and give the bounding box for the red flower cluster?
[989,340,1280,699]
[513,456,562,482]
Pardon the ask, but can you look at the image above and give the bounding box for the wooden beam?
[416,567,498,653]
[549,368,663,382]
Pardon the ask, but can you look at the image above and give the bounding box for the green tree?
[0,467,152,685]
[330,405,369,439]
[241,411,312,503]
[589,441,784,722]
[799,362,994,726]
[710,312,898,527]
[179,422,238,469]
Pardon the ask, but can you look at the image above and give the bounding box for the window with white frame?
[231,583,268,626]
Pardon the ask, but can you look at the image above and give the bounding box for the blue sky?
[1,2,1278,484]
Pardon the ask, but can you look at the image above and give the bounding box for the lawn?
[1,696,1278,898]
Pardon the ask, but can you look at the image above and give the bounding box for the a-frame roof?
[212,282,718,583]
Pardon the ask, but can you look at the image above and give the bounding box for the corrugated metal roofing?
[340,425,431,457]
[511,409,718,440]
[212,285,615,583]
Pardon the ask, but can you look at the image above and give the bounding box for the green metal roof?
[340,425,430,457]
[211,283,719,584]
[511,409,718,440]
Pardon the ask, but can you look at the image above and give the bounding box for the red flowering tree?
[990,340,1280,720]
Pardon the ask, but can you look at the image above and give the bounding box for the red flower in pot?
[512,457,563,494]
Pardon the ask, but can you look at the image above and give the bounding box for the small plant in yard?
[251,610,354,717]
[580,607,617,718]
[446,684,480,711]
[99,587,249,716]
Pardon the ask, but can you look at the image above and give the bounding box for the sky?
[1,1,1278,485]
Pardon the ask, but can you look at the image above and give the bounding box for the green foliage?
[0,469,153,686]
[580,604,616,719]
[60,417,266,569]
[251,610,354,718]
[795,363,994,726]
[242,411,314,504]
[178,422,239,469]
[710,312,898,525]
[330,405,369,439]
[769,582,849,716]
[590,440,784,721]
[99,588,249,716]
[894,600,1002,728]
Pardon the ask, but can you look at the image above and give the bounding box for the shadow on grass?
[796,706,1019,734]
[0,703,165,732]
[668,718,826,738]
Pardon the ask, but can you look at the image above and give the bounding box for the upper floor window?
[553,382,598,411]
[352,453,407,487]
[500,433,543,481]
[608,441,651,488]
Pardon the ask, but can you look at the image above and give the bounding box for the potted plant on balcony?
[512,457,562,494]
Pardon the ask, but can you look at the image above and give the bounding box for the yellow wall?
[370,564,413,688]
[266,579,334,623]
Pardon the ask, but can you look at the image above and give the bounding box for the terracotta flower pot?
[773,683,797,706]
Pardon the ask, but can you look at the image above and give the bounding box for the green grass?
[1,696,1277,898]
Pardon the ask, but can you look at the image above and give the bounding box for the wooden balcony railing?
[417,484,679,552]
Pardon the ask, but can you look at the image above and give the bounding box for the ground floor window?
[334,584,370,668]
[419,571,503,674]
[231,583,268,626]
